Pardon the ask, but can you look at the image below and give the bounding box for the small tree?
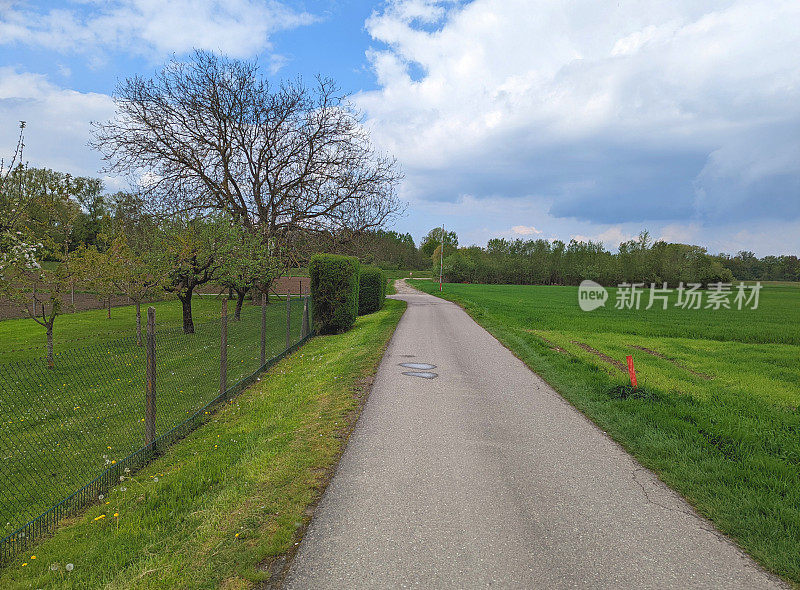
[105,235,162,344]
[78,244,117,319]
[217,226,279,321]
[157,216,233,334]
[4,215,80,368]
[421,227,458,260]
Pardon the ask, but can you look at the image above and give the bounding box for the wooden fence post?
[260,292,267,366]
[145,307,156,448]
[285,291,291,350]
[220,299,228,398]
[302,296,310,337]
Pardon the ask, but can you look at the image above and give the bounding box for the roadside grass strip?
[409,280,800,584]
[0,299,405,589]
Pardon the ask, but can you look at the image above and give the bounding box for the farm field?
[0,296,307,544]
[409,280,800,583]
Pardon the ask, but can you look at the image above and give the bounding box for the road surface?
[284,280,784,589]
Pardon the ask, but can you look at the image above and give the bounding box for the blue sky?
[1,0,799,255]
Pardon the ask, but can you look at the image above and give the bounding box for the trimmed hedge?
[358,267,387,315]
[309,254,360,334]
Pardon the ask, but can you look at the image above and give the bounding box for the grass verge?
[0,299,405,589]
[409,280,800,585]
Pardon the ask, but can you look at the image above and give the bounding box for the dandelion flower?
[94,514,106,521]
[21,562,27,567]
[113,513,119,517]
[65,563,74,571]
[30,555,36,559]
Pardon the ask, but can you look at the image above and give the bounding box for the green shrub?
[358,267,386,315]
[309,254,360,334]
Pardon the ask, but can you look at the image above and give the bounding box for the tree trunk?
[136,301,142,346]
[234,289,247,321]
[46,324,54,369]
[107,296,112,319]
[179,291,195,334]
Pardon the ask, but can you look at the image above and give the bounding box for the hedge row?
[358,267,386,316]
[309,254,360,334]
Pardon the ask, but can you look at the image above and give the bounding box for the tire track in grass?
[630,345,714,380]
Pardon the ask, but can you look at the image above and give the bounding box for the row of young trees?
[428,230,798,286]
[0,172,281,366]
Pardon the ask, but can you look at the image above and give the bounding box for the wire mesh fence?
[0,294,311,564]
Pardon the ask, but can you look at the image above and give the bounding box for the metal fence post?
[260,292,267,366]
[220,299,228,398]
[145,306,156,448]
[302,295,310,337]
[285,291,292,350]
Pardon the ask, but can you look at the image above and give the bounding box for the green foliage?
[442,232,743,287]
[309,254,360,334]
[155,215,239,333]
[421,227,458,259]
[216,226,281,320]
[358,266,386,315]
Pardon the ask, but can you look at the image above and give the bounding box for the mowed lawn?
[410,280,800,584]
[0,295,289,364]
[0,296,306,540]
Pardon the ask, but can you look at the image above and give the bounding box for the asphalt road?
[284,280,785,589]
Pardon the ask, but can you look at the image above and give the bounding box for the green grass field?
[0,299,405,588]
[0,296,307,543]
[409,280,800,584]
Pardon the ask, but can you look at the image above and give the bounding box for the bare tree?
[91,51,403,248]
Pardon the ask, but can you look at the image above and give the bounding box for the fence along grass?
[0,295,311,564]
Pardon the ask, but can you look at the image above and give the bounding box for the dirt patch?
[631,345,713,380]
[570,340,627,372]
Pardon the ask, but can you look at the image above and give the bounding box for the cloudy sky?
[1,0,798,255]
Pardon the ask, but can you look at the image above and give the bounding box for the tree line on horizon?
[416,228,800,286]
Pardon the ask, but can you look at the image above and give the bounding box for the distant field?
[409,280,800,583]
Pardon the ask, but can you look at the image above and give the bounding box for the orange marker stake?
[626,355,638,388]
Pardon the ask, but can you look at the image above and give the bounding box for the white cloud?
[361,0,800,247]
[511,225,541,236]
[0,68,116,183]
[0,0,315,60]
